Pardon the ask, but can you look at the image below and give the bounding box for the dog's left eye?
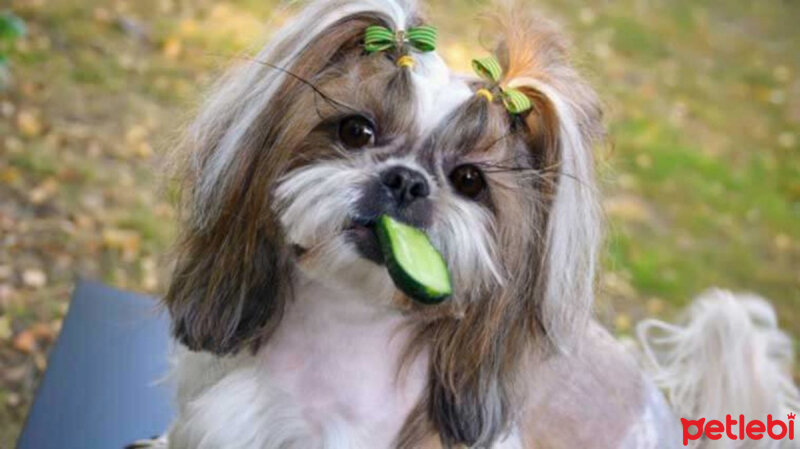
[449,164,487,199]
[339,115,375,149]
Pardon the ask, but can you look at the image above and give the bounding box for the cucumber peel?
[375,215,452,304]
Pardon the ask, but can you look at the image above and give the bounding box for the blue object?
[17,279,174,449]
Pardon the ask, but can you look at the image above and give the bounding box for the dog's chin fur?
[155,1,798,448]
[296,237,397,303]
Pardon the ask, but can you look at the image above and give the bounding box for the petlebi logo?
[681,413,796,446]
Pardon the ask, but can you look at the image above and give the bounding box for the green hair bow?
[364,25,438,54]
[472,56,533,115]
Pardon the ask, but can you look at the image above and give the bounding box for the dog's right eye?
[339,115,375,149]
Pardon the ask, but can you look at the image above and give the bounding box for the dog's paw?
[124,435,168,449]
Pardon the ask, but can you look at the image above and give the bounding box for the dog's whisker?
[235,55,358,114]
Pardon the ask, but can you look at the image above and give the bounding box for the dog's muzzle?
[346,165,434,264]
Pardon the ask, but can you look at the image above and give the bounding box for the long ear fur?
[165,0,420,355]
[498,5,604,352]
[399,6,604,448]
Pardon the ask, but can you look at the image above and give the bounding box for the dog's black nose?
[380,166,430,207]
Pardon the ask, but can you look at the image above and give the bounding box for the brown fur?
[164,13,420,355]
[396,6,603,448]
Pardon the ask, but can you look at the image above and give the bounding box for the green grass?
[9,144,60,178]
[116,205,175,253]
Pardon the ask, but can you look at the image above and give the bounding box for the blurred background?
[0,0,798,445]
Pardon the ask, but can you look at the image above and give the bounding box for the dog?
[132,1,799,447]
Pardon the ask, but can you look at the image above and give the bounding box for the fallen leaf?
[28,177,59,204]
[3,364,27,383]
[51,318,62,335]
[30,322,56,342]
[80,192,105,210]
[3,136,23,153]
[16,109,43,137]
[162,36,182,59]
[0,100,15,118]
[19,81,39,98]
[72,214,95,230]
[21,269,47,288]
[614,314,632,333]
[124,124,148,144]
[5,392,21,408]
[142,257,158,290]
[34,353,47,371]
[0,166,21,184]
[0,284,14,305]
[177,18,198,37]
[774,234,792,252]
[12,329,37,353]
[134,141,153,158]
[102,228,141,260]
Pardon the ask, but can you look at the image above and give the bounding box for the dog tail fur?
[637,289,800,448]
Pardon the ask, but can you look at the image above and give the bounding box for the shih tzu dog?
[135,0,799,448]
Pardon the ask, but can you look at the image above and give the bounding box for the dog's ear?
[491,6,604,351]
[425,306,521,448]
[164,6,400,355]
[404,8,604,448]
[166,219,292,355]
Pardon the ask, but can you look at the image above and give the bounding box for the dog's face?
[272,49,558,309]
[165,2,602,445]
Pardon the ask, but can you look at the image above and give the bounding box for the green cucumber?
[375,215,452,304]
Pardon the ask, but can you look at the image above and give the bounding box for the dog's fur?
[151,1,798,448]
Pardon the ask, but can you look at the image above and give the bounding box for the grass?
[0,0,798,445]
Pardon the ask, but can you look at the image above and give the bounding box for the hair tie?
[397,55,415,69]
[364,25,437,53]
[364,25,437,70]
[476,88,494,102]
[471,56,533,114]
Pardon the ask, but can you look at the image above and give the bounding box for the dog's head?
[165,0,602,445]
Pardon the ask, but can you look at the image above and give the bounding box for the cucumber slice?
[375,215,452,304]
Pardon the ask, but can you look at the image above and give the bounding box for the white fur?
[431,190,505,297]
[168,276,428,449]
[275,161,369,249]
[620,378,682,449]
[637,290,800,449]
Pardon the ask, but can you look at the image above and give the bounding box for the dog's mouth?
[344,216,384,265]
[289,217,384,265]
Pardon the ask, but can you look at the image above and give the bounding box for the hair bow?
[364,25,438,54]
[472,56,533,115]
